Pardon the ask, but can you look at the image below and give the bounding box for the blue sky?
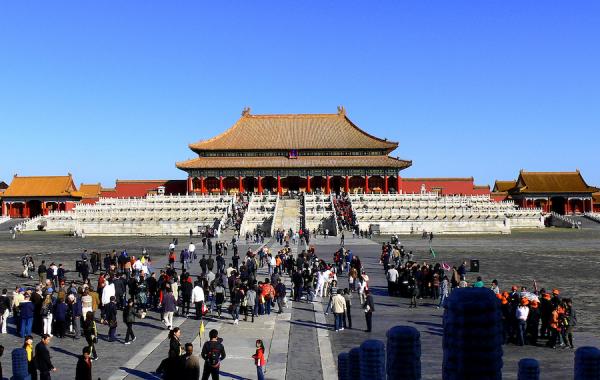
[1,2,599,188]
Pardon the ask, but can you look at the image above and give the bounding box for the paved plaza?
[0,229,598,379]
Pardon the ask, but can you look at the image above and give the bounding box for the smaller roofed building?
[494,171,598,214]
[79,183,103,204]
[594,192,600,212]
[99,180,187,198]
[1,174,83,218]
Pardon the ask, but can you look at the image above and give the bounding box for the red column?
[200,176,206,194]
[307,175,311,193]
[277,176,282,195]
[564,198,568,214]
[187,177,193,193]
[397,176,401,193]
[345,175,350,193]
[219,176,224,193]
[365,176,370,194]
[326,175,330,194]
[258,176,263,193]
[239,176,244,193]
[384,175,389,194]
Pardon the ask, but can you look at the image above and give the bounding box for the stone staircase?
[273,198,300,233]
[570,215,600,229]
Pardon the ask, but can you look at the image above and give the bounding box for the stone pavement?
[324,229,600,380]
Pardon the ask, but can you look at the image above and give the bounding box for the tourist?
[362,289,375,333]
[438,275,449,309]
[23,335,36,380]
[491,279,500,294]
[516,298,530,346]
[123,298,136,344]
[200,329,226,380]
[0,289,10,334]
[252,339,266,380]
[75,346,92,380]
[181,275,193,317]
[105,296,118,342]
[166,327,184,378]
[386,265,399,296]
[38,261,47,285]
[19,293,35,338]
[563,298,576,349]
[82,311,98,360]
[182,342,200,379]
[230,285,242,325]
[275,278,286,314]
[162,288,177,329]
[343,288,352,329]
[192,280,205,320]
[331,289,346,332]
[53,298,68,338]
[324,280,338,315]
[35,334,56,380]
[473,276,485,288]
[244,285,257,322]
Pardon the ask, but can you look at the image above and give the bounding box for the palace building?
[1,174,82,218]
[493,170,598,214]
[176,107,412,195]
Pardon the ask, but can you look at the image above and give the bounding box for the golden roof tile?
[3,175,80,198]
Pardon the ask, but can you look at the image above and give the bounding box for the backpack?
[207,342,221,367]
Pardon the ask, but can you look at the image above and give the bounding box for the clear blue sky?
[1,2,599,188]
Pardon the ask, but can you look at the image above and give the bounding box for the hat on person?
[511,285,518,291]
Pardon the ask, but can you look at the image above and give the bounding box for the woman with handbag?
[82,311,98,360]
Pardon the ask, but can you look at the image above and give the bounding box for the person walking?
[200,329,226,380]
[82,312,98,360]
[274,278,286,314]
[123,298,136,344]
[162,288,177,329]
[35,334,57,380]
[244,286,257,323]
[0,289,10,334]
[343,288,352,329]
[19,294,35,338]
[362,289,375,333]
[252,339,266,380]
[166,327,184,379]
[75,346,92,380]
[23,335,37,380]
[105,296,118,342]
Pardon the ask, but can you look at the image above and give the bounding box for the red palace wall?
[400,178,491,196]
[100,180,187,198]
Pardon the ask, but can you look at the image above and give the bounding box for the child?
[252,339,266,380]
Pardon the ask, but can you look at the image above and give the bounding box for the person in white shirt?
[188,242,196,261]
[386,267,399,296]
[516,299,530,346]
[191,282,205,320]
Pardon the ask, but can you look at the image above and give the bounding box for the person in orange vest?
[547,305,561,348]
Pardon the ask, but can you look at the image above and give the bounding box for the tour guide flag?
[430,247,436,258]
[199,320,205,337]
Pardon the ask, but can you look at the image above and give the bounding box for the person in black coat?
[35,334,56,380]
[104,296,118,342]
[362,289,375,333]
[75,346,92,380]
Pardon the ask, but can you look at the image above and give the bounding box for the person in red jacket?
[252,339,266,380]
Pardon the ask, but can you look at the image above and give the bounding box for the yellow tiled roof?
[176,155,411,170]
[3,175,80,197]
[493,180,517,192]
[515,171,598,194]
[189,110,398,152]
[79,183,102,199]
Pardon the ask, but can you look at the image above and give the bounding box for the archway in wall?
[287,176,300,192]
[550,197,565,214]
[331,176,343,195]
[388,176,399,193]
[311,176,325,193]
[27,200,42,218]
[349,176,364,194]
[369,176,384,194]
[262,176,277,193]
[243,177,256,193]
[205,177,220,194]
[224,177,239,194]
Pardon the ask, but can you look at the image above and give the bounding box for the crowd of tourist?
[378,239,578,350]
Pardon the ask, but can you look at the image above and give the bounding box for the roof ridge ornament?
[242,107,251,117]
[337,105,346,116]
